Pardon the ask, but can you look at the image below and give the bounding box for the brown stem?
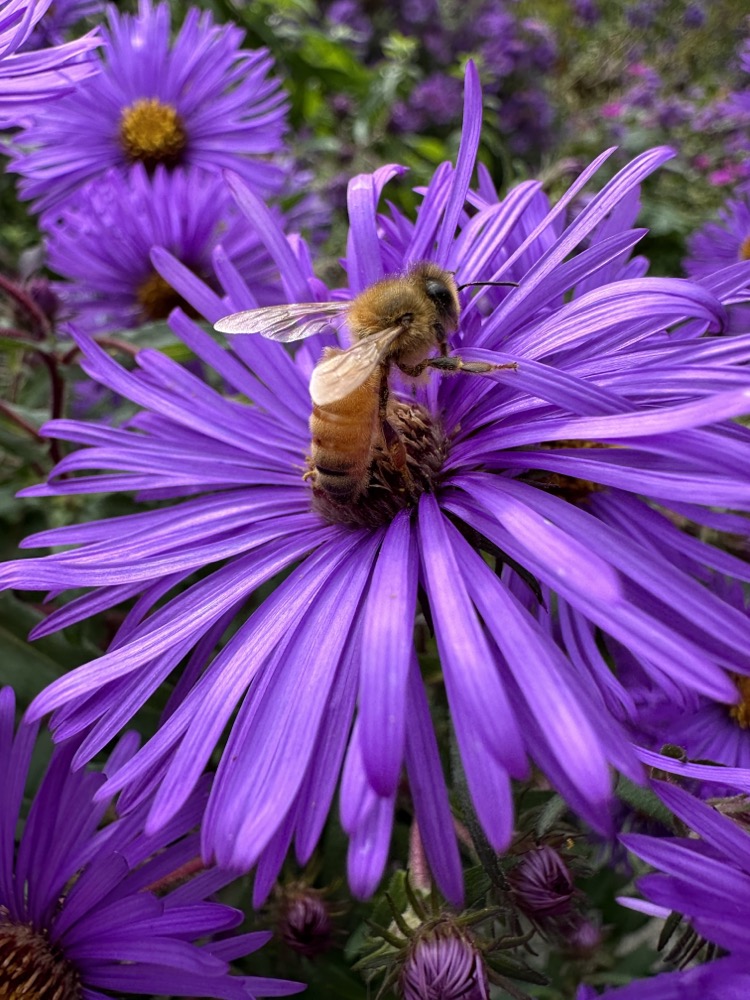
[0,272,51,338]
[144,856,206,895]
[0,398,42,440]
[35,352,64,465]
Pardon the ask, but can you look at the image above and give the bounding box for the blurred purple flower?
[0,686,303,999]
[324,0,372,46]
[0,0,100,121]
[5,65,750,903]
[44,164,283,331]
[571,0,600,26]
[684,193,750,277]
[682,3,705,28]
[9,0,288,213]
[392,72,464,132]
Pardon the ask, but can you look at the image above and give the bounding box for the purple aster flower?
[0,686,303,999]
[9,0,288,213]
[682,3,705,28]
[0,0,100,121]
[5,65,750,903]
[44,164,283,331]
[571,0,600,26]
[324,0,372,47]
[611,579,750,788]
[581,959,750,999]
[604,781,750,997]
[684,193,750,278]
[394,72,464,132]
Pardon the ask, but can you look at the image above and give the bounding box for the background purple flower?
[0,685,303,999]
[9,0,289,213]
[684,193,750,277]
[0,0,100,121]
[43,164,284,331]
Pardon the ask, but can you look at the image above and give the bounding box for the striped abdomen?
[309,369,381,504]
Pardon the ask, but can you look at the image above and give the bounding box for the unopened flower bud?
[279,887,334,958]
[510,845,574,918]
[401,921,489,1000]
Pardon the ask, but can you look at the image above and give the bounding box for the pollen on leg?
[120,98,187,169]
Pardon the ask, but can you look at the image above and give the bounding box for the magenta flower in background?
[9,0,288,214]
[5,65,750,904]
[44,164,284,331]
[0,686,303,999]
[0,0,100,120]
[684,193,750,277]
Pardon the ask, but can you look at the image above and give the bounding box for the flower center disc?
[309,400,448,528]
[740,234,750,262]
[729,675,750,729]
[136,270,186,321]
[0,918,80,1000]
[119,98,187,169]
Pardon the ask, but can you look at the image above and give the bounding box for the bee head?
[415,264,459,326]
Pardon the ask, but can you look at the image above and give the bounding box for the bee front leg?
[399,356,518,377]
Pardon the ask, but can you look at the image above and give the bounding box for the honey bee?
[214,262,517,504]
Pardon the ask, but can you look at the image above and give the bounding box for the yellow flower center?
[136,270,187,322]
[0,917,80,1000]
[739,235,750,262]
[729,675,750,729]
[119,98,187,169]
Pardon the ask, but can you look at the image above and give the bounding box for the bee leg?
[399,356,518,377]
[378,372,414,491]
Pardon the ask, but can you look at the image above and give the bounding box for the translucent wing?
[214,301,350,342]
[310,326,404,406]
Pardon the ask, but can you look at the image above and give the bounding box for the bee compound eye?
[424,279,454,312]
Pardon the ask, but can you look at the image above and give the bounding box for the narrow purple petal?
[359,511,416,795]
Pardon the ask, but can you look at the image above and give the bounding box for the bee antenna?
[456,280,519,291]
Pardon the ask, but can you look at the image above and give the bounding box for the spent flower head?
[4,64,750,903]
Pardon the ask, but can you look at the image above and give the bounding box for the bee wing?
[309,326,404,406]
[214,301,350,342]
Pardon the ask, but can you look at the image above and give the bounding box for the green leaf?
[0,591,99,708]
[615,774,676,830]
